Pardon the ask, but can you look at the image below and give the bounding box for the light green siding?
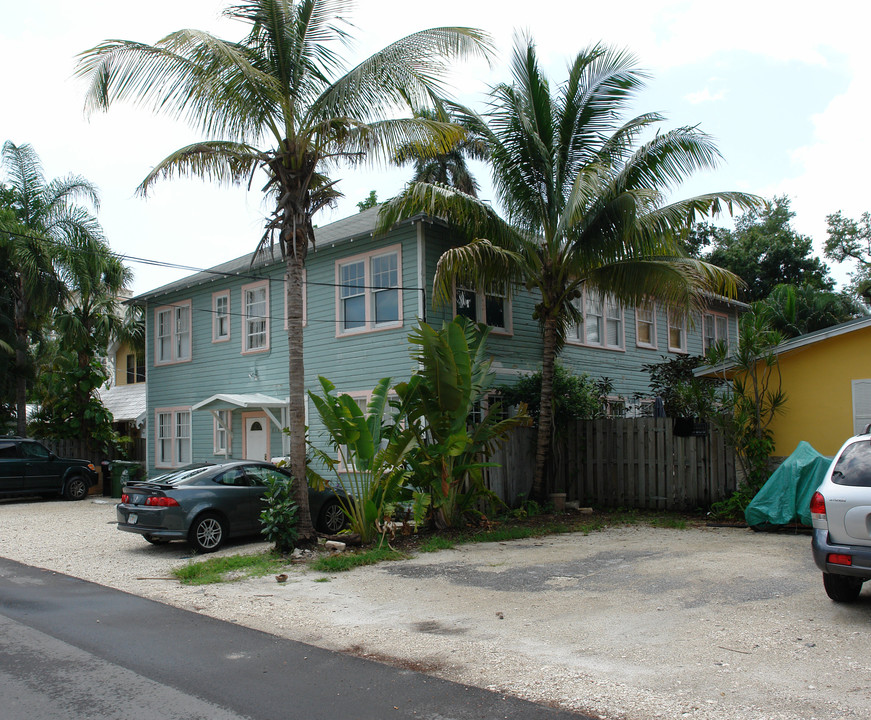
[138,209,743,475]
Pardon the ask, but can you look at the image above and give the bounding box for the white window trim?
[635,301,657,349]
[452,283,513,335]
[335,245,403,337]
[567,288,624,351]
[667,309,688,354]
[702,310,730,353]
[154,301,192,366]
[213,409,232,456]
[284,270,307,330]
[241,280,270,354]
[212,290,230,343]
[155,407,192,469]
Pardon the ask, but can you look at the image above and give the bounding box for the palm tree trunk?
[14,282,28,437]
[531,315,558,501]
[285,244,315,542]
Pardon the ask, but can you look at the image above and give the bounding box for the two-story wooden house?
[132,206,743,475]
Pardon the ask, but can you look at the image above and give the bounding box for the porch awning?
[191,393,288,412]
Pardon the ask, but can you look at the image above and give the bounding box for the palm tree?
[0,141,103,436]
[393,109,487,196]
[378,36,761,499]
[76,0,491,541]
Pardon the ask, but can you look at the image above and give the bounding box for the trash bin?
[109,461,143,499]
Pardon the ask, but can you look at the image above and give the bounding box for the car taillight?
[828,553,852,566]
[145,496,180,507]
[121,493,129,503]
[810,492,826,517]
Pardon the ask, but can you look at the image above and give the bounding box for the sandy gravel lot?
[2,496,871,720]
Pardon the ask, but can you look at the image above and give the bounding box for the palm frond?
[432,240,525,307]
[136,141,264,195]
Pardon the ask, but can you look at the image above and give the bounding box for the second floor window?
[703,311,729,352]
[126,352,146,384]
[213,291,230,342]
[243,282,269,352]
[155,302,191,365]
[454,286,510,333]
[569,289,623,350]
[667,309,687,353]
[636,301,656,349]
[337,247,402,334]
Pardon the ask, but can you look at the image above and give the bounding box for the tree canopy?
[687,196,833,302]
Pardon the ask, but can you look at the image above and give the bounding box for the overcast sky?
[3,1,868,294]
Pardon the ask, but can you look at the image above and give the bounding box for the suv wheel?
[823,573,864,602]
[64,476,89,501]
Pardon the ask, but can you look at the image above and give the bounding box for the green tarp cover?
[744,441,833,528]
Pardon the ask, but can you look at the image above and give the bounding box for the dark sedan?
[116,462,346,552]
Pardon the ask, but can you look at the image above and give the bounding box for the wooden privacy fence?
[486,419,737,511]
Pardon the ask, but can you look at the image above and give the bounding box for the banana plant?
[395,317,530,529]
[307,376,416,545]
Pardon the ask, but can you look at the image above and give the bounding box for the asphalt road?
[0,557,588,720]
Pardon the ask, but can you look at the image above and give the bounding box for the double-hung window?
[702,311,729,353]
[156,408,191,468]
[214,410,231,455]
[155,301,191,365]
[126,353,146,384]
[635,301,656,349]
[213,290,230,342]
[454,286,511,334]
[242,281,269,353]
[568,288,623,349]
[336,247,402,335]
[667,309,687,353]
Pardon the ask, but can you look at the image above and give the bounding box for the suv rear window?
[0,441,18,458]
[831,441,871,487]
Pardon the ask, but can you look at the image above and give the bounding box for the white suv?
[811,429,871,602]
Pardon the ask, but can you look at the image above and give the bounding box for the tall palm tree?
[76,0,491,541]
[0,141,103,436]
[378,36,761,499]
[393,109,488,196]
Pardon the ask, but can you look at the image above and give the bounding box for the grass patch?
[310,546,408,573]
[468,522,573,543]
[313,576,331,583]
[173,551,286,586]
[418,536,456,553]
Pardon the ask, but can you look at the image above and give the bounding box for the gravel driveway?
[2,497,870,720]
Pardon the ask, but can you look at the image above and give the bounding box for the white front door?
[244,415,268,461]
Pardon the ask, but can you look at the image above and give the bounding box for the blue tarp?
[744,441,833,528]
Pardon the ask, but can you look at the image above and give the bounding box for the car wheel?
[64,476,89,501]
[143,534,169,546]
[318,500,347,534]
[188,513,226,553]
[823,573,864,602]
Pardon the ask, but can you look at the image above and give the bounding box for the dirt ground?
[2,497,871,720]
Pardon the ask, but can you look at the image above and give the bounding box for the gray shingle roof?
[132,205,390,303]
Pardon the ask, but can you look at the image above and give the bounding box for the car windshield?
[831,441,871,487]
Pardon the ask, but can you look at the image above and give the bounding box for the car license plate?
[128,513,138,525]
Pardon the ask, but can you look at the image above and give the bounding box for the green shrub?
[259,473,299,552]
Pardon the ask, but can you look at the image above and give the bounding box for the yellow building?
[700,317,871,457]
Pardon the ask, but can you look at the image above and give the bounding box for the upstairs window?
[667,309,687,353]
[155,301,191,365]
[703,311,729,353]
[635,301,656,349]
[569,288,623,350]
[213,290,230,342]
[242,281,269,353]
[336,247,402,335]
[126,352,146,384]
[454,286,511,334]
